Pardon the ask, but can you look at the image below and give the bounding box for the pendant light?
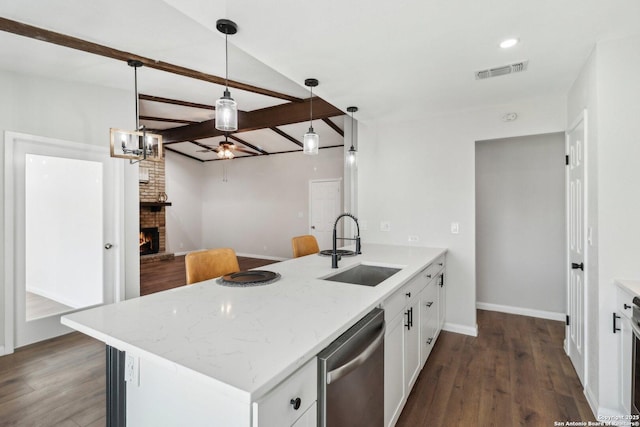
[303,78,319,155]
[347,106,358,166]
[110,60,163,163]
[215,19,238,132]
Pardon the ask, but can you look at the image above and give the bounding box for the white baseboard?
[0,345,5,357]
[443,322,478,337]
[476,302,565,322]
[584,384,599,420]
[236,252,288,262]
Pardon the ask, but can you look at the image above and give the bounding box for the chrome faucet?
[332,213,362,268]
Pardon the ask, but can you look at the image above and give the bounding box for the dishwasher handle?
[326,323,385,385]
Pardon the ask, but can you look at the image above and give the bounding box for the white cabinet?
[253,357,318,427]
[419,281,438,367]
[384,311,407,427]
[616,286,634,415]
[383,254,446,427]
[292,402,317,427]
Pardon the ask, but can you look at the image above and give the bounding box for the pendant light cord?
[134,65,140,130]
[309,86,313,127]
[225,32,229,91]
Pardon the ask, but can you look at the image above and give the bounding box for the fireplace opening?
[140,227,160,255]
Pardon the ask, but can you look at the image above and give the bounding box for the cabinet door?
[404,301,421,392]
[419,284,438,367]
[384,312,405,427]
[620,314,632,415]
[291,401,317,427]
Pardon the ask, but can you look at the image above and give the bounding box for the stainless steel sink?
[322,264,401,287]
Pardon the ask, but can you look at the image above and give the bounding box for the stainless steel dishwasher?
[318,307,385,427]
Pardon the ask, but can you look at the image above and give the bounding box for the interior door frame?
[565,109,589,387]
[308,178,343,249]
[3,131,124,355]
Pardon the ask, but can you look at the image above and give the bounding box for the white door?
[566,111,587,385]
[309,179,342,250]
[4,132,122,351]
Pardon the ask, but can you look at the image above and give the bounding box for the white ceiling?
[2,0,640,159]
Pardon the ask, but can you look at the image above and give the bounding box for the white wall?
[0,69,139,352]
[165,150,205,254]
[567,34,640,415]
[199,147,344,259]
[475,133,566,317]
[358,95,566,335]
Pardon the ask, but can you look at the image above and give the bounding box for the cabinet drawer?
[421,315,439,364]
[617,286,635,319]
[253,358,317,427]
[383,275,424,321]
[420,284,438,318]
[424,255,445,283]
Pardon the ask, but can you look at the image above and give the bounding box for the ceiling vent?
[475,61,528,80]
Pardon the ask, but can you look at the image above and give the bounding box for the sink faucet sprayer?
[332,213,361,268]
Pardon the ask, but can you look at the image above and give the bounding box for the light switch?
[450,222,459,234]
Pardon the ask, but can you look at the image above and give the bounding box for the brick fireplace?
[139,158,172,263]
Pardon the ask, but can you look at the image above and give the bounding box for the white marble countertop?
[62,243,446,403]
[616,279,640,297]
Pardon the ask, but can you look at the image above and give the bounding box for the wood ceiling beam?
[0,17,302,102]
[322,118,344,137]
[270,127,303,148]
[139,94,215,110]
[162,97,343,143]
[140,116,198,124]
[164,146,204,162]
[227,134,269,155]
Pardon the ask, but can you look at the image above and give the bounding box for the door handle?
[613,313,621,334]
[326,324,385,384]
[311,225,316,229]
[571,262,584,271]
[104,243,113,249]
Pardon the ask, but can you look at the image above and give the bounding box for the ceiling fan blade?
[196,148,219,153]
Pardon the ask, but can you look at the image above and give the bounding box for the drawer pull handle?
[438,262,443,266]
[625,304,632,310]
[426,274,432,279]
[405,292,411,298]
[290,397,301,410]
[426,301,433,308]
[426,338,433,345]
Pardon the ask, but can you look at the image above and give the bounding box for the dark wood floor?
[396,310,595,427]
[140,254,279,295]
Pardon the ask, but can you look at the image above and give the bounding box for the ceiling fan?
[197,134,257,159]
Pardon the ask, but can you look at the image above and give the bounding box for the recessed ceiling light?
[499,38,519,49]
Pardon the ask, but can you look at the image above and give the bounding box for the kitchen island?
[62,244,446,426]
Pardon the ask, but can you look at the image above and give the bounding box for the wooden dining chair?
[291,235,320,258]
[185,248,240,285]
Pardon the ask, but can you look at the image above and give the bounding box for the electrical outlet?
[408,235,419,242]
[380,221,391,232]
[451,222,459,234]
[124,354,139,386]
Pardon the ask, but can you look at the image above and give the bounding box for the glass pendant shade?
[347,146,357,166]
[303,127,319,155]
[215,90,238,131]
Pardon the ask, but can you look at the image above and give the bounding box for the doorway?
[4,132,122,352]
[475,132,566,319]
[309,179,343,250]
